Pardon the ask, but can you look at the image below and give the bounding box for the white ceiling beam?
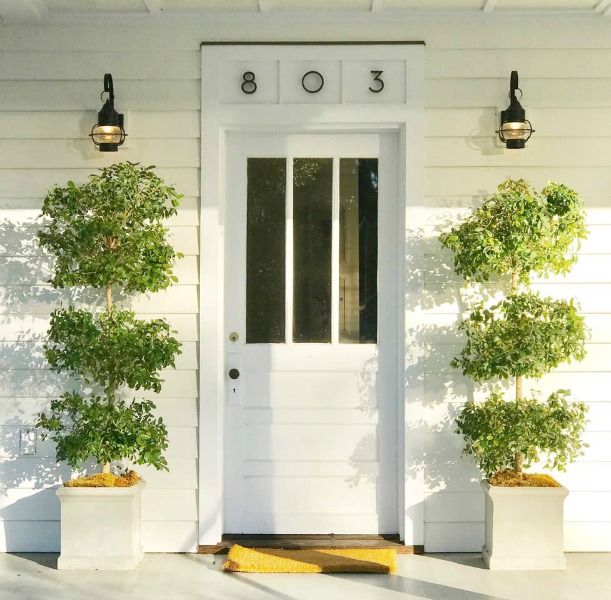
[371,0,384,12]
[0,0,48,23]
[143,0,162,13]
[258,0,273,12]
[482,0,499,13]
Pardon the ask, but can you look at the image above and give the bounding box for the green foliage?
[455,390,588,478]
[440,177,590,479]
[37,162,183,293]
[45,307,182,393]
[452,292,588,381]
[37,393,169,471]
[36,163,183,473]
[439,179,588,284]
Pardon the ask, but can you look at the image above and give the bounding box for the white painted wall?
[0,15,610,552]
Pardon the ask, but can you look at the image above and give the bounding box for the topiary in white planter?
[481,480,569,570]
[36,163,183,570]
[440,179,590,570]
[56,481,146,570]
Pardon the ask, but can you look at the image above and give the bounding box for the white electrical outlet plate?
[19,428,37,455]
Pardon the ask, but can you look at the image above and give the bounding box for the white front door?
[223,132,400,535]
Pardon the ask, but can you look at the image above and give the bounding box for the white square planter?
[481,479,568,570]
[56,480,146,570]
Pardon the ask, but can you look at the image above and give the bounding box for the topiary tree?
[36,162,183,475]
[439,179,589,479]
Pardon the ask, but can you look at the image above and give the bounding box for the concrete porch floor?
[1,552,610,600]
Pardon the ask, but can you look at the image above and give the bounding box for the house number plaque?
[240,68,386,95]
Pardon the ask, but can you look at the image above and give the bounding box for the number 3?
[369,70,384,93]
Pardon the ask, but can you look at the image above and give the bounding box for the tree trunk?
[514,452,524,475]
[103,285,115,473]
[512,268,524,479]
[510,269,519,292]
[106,285,113,315]
[511,268,523,402]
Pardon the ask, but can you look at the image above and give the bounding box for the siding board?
[426,108,611,139]
[427,49,611,79]
[426,138,611,168]
[0,313,198,342]
[0,111,200,140]
[0,80,200,111]
[427,78,611,108]
[0,51,200,81]
[0,139,199,169]
[0,168,199,197]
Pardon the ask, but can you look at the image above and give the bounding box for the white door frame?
[199,43,425,547]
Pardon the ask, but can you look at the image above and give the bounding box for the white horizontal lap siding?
[422,42,611,553]
[1,17,611,555]
[0,43,199,553]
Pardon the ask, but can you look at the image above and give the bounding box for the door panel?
[223,133,399,535]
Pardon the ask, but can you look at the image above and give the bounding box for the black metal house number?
[301,70,325,94]
[240,68,386,95]
[241,71,257,95]
[369,70,384,93]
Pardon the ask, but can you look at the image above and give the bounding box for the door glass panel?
[293,158,333,343]
[246,158,286,343]
[339,159,378,343]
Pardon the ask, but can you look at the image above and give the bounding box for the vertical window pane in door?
[246,158,286,344]
[339,159,378,344]
[293,158,333,343]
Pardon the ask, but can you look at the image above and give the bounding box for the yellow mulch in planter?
[222,545,397,574]
[489,470,561,487]
[64,470,140,488]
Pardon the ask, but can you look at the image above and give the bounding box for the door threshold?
[198,534,423,555]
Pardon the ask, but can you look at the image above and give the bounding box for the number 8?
[241,71,257,95]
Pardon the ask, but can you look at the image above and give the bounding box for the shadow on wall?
[346,206,514,531]
[403,219,511,494]
[0,218,101,551]
[466,108,505,158]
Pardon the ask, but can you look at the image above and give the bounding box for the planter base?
[482,543,566,571]
[56,480,146,570]
[481,479,568,571]
[58,552,144,571]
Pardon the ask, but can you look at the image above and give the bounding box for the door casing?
[200,43,425,547]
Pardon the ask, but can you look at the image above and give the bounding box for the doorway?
[223,132,400,535]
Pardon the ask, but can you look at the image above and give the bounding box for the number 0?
[369,70,384,93]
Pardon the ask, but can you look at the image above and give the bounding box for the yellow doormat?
[222,544,397,574]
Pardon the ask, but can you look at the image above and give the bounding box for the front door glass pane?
[246,158,286,343]
[339,159,378,343]
[293,158,333,343]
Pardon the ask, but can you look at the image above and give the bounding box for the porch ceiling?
[0,0,610,24]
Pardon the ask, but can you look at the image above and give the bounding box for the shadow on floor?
[331,572,507,600]
[8,553,58,569]
[426,552,488,570]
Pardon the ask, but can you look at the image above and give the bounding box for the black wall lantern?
[90,73,126,152]
[496,71,534,149]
